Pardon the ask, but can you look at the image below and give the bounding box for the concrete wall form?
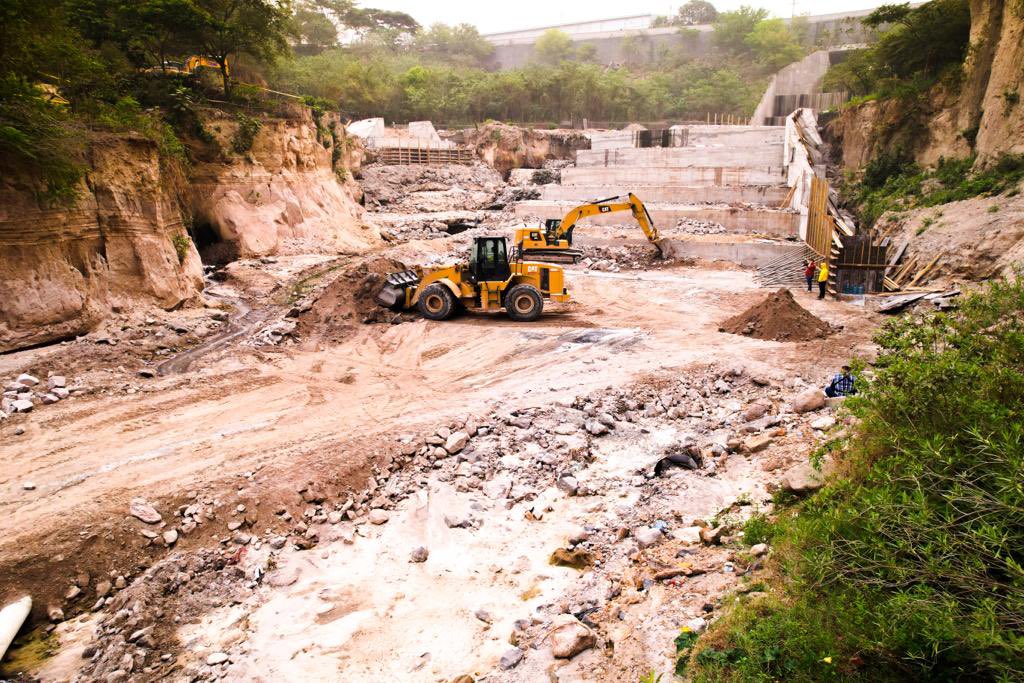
[539,183,791,205]
[575,145,785,169]
[514,200,800,237]
[561,165,785,187]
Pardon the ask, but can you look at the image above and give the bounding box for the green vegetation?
[230,112,262,154]
[171,232,192,263]
[823,0,971,100]
[847,153,1024,226]
[689,276,1024,681]
[272,4,815,125]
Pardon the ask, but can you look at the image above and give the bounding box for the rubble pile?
[66,362,844,680]
[579,244,669,272]
[1,373,79,417]
[675,217,728,235]
[359,163,504,212]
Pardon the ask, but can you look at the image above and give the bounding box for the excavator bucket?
[375,269,420,309]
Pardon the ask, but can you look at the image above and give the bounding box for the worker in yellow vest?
[817,261,829,300]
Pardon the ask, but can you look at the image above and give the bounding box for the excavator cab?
[469,236,511,282]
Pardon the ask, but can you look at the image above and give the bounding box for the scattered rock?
[267,567,300,587]
[792,388,825,414]
[138,368,156,378]
[95,580,112,598]
[750,543,769,557]
[444,513,472,529]
[47,604,65,622]
[11,399,33,413]
[549,547,594,569]
[742,434,774,453]
[781,457,834,495]
[633,526,663,549]
[474,609,494,624]
[700,526,725,546]
[549,615,596,658]
[16,373,39,387]
[811,416,836,430]
[368,509,390,525]
[555,475,579,496]
[444,431,469,454]
[129,500,162,524]
[742,404,768,422]
[22,482,36,491]
[162,529,178,546]
[206,652,229,666]
[499,647,524,670]
[409,546,429,563]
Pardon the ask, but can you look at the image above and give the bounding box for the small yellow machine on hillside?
[375,193,662,322]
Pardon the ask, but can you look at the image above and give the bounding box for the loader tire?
[417,284,456,321]
[505,284,544,322]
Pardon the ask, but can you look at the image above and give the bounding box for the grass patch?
[848,153,1024,226]
[688,275,1024,681]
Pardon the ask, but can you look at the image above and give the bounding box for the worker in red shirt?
[804,259,816,292]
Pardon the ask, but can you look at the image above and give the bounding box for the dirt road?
[0,259,878,679]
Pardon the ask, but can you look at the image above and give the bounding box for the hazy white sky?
[366,1,887,34]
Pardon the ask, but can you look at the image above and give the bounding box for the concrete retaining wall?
[575,145,785,168]
[659,239,805,267]
[514,200,800,237]
[589,125,785,152]
[561,166,786,187]
[539,183,791,205]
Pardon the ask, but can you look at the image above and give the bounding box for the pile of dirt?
[719,288,834,341]
[295,258,410,343]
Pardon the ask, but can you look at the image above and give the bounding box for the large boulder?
[549,615,596,658]
[792,388,825,414]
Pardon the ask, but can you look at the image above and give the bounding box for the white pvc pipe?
[0,595,32,660]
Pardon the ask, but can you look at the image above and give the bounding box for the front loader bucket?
[375,269,420,309]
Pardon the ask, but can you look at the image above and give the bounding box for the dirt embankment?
[827,0,1024,170]
[720,289,835,342]
[0,133,205,353]
[461,123,590,176]
[189,108,380,258]
[0,106,381,354]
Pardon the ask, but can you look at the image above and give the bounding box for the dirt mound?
[719,288,834,342]
[295,258,410,343]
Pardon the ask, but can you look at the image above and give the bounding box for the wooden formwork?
[375,145,476,165]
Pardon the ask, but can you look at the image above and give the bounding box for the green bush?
[170,233,191,264]
[850,154,1024,226]
[0,78,85,202]
[690,276,1024,681]
[230,113,262,154]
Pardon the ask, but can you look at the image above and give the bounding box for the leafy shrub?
[231,113,262,154]
[690,276,1024,681]
[0,78,84,202]
[851,154,1024,225]
[170,233,191,264]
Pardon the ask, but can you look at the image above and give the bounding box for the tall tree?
[534,29,574,66]
[676,0,718,25]
[713,6,769,55]
[194,0,292,95]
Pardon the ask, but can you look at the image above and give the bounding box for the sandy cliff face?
[0,134,204,352]
[829,0,1024,169]
[190,109,379,257]
[463,123,590,176]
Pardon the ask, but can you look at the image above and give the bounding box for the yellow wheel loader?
[375,194,662,322]
[375,235,570,322]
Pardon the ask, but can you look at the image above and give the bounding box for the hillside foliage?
[689,276,1024,681]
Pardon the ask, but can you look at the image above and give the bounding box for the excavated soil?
[294,258,410,344]
[719,288,835,342]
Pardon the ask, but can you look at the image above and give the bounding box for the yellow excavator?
[374,193,661,322]
[515,192,664,263]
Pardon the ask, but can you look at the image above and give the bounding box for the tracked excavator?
[374,193,663,322]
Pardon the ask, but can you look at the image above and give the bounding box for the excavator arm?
[553,193,660,244]
[515,193,664,263]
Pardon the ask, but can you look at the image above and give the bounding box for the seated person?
[825,365,857,397]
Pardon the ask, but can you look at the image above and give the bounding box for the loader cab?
[470,236,511,282]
